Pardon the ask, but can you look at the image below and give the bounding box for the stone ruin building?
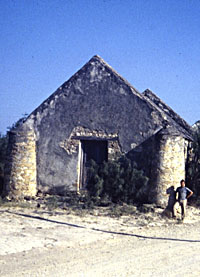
[3,55,193,207]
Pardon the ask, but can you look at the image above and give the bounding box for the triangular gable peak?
[23,56,169,134]
[26,55,143,120]
[21,55,192,143]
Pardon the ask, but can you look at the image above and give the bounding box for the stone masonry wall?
[60,126,121,158]
[4,130,37,199]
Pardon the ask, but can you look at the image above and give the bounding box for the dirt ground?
[1,203,200,277]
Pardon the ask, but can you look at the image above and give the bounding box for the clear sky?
[0,0,200,134]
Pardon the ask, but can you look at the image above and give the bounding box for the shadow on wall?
[124,135,159,204]
[166,186,176,212]
[125,132,161,177]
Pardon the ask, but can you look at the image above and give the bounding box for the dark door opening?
[80,140,108,189]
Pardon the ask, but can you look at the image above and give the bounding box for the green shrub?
[46,195,59,210]
[86,156,148,204]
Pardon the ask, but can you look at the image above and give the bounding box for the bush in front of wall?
[86,156,149,205]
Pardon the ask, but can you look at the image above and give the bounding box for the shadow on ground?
[3,210,200,243]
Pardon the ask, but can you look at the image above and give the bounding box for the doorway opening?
[79,140,108,189]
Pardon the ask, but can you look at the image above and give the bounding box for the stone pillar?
[4,129,37,199]
[148,135,188,207]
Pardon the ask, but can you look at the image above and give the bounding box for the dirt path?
[1,205,200,276]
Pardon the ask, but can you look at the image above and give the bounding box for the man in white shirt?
[173,179,193,220]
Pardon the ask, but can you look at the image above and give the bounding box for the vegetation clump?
[86,156,149,205]
[186,121,200,202]
[0,133,8,173]
[0,133,8,195]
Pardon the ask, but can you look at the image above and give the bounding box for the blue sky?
[0,0,200,134]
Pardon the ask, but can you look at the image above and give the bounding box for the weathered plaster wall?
[22,56,167,194]
[4,130,37,199]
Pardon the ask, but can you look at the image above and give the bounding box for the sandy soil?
[1,204,200,277]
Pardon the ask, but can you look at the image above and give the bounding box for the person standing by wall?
[173,179,193,220]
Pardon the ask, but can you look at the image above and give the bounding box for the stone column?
[148,134,188,207]
[4,129,37,199]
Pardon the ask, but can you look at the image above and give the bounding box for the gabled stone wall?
[28,56,167,194]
